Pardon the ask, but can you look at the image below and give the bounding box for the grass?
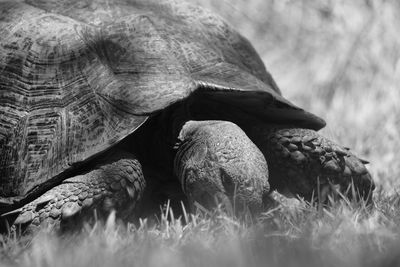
[2,195,400,267]
[1,0,400,266]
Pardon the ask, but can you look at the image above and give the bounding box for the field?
[1,0,400,266]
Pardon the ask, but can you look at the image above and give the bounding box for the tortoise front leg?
[4,150,145,234]
[247,126,375,203]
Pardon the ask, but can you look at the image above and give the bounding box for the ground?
[1,0,400,266]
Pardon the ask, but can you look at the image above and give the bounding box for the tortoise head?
[173,120,270,215]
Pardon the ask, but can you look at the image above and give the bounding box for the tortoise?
[0,0,374,233]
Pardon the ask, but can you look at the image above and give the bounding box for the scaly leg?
[248,126,375,203]
[3,150,145,234]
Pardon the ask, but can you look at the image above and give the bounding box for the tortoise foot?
[249,127,375,204]
[2,154,145,234]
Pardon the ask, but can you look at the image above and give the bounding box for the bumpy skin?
[2,151,145,233]
[175,121,270,214]
[248,126,374,202]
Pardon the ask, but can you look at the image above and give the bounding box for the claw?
[61,202,81,219]
[103,197,116,211]
[333,147,349,156]
[1,208,22,218]
[343,165,352,176]
[345,157,368,174]
[323,160,341,173]
[14,211,34,225]
[126,186,136,199]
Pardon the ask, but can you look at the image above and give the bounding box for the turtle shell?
[0,0,325,207]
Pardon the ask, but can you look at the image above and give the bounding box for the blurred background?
[190,0,400,192]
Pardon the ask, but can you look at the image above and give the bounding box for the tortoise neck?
[162,101,193,147]
[133,102,192,173]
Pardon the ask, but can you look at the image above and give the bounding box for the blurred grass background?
[2,0,400,266]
